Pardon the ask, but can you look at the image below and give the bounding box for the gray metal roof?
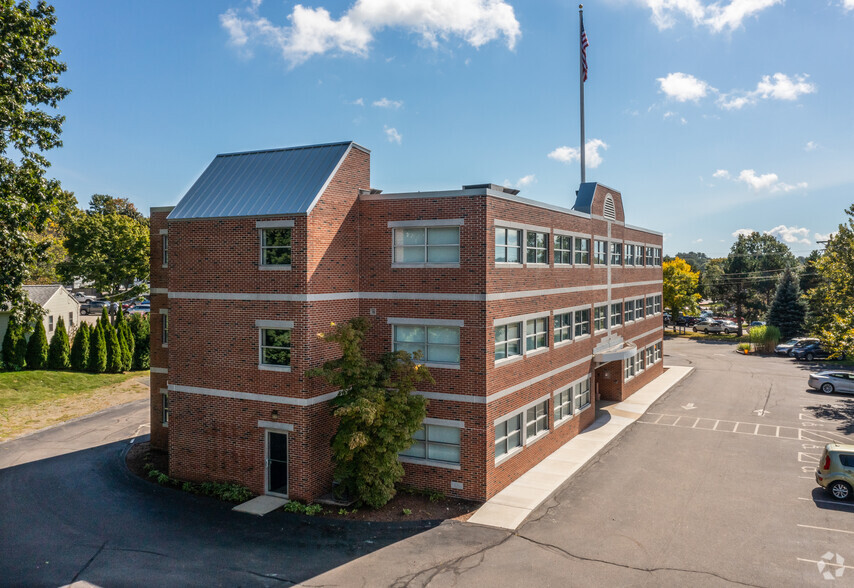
[168,141,358,220]
[23,285,64,307]
[572,182,598,214]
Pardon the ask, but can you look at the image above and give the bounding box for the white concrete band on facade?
[150,288,168,294]
[150,367,168,374]
[493,219,551,234]
[255,319,295,329]
[168,384,339,407]
[158,229,168,235]
[386,317,465,327]
[487,354,594,404]
[257,420,294,432]
[493,310,550,327]
[255,219,295,228]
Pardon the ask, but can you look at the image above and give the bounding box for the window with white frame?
[526,231,548,264]
[261,328,291,366]
[634,298,645,321]
[654,295,662,314]
[526,400,549,439]
[636,350,645,373]
[554,388,572,422]
[645,246,654,266]
[495,413,523,458]
[161,314,168,345]
[161,392,169,426]
[654,247,662,266]
[654,341,662,362]
[495,323,522,361]
[495,227,522,263]
[68,312,74,326]
[554,312,573,344]
[594,240,608,265]
[594,305,608,332]
[526,317,548,352]
[624,299,635,323]
[637,246,645,266]
[574,378,591,412]
[393,325,460,365]
[610,242,623,266]
[610,302,622,328]
[162,235,168,266]
[646,296,654,316]
[625,244,635,266]
[261,228,292,266]
[554,234,572,265]
[394,226,460,264]
[625,355,636,380]
[574,308,590,337]
[400,423,461,464]
[646,346,655,367]
[575,237,590,265]
[48,315,53,332]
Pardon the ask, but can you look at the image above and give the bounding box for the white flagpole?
[579,4,586,184]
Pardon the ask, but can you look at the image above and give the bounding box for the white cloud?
[657,72,713,102]
[718,73,816,109]
[349,97,365,106]
[384,125,402,144]
[373,97,403,109]
[732,228,755,237]
[805,141,818,151]
[548,139,608,168]
[814,232,834,242]
[736,169,807,193]
[693,238,704,243]
[516,174,536,187]
[764,225,811,245]
[643,0,782,33]
[220,0,521,67]
[712,169,730,179]
[846,0,854,11]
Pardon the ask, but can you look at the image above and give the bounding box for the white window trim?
[494,225,524,266]
[398,419,464,470]
[258,325,292,373]
[574,377,592,413]
[161,232,168,268]
[494,321,524,367]
[552,388,574,428]
[593,304,609,334]
[391,224,462,268]
[593,239,609,267]
[494,393,552,465]
[524,228,550,268]
[573,236,592,266]
[524,315,550,356]
[553,310,574,348]
[573,306,592,340]
[389,319,462,369]
[160,389,169,427]
[610,241,623,267]
[525,399,551,446]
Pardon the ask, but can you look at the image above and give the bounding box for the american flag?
[581,16,589,82]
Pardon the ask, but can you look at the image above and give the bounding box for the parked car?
[716,320,738,334]
[808,371,854,395]
[793,341,833,361]
[71,292,96,303]
[663,312,672,324]
[750,321,766,328]
[128,303,150,315]
[693,319,724,334]
[775,337,818,356]
[815,443,854,500]
[676,315,700,326]
[80,299,110,315]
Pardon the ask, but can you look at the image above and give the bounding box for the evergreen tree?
[101,305,109,326]
[105,322,122,373]
[129,313,150,370]
[88,323,107,373]
[47,316,71,370]
[70,322,90,371]
[26,320,49,370]
[120,322,134,371]
[2,320,24,371]
[13,327,28,370]
[767,268,807,340]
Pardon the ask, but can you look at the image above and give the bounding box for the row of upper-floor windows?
[159,225,660,270]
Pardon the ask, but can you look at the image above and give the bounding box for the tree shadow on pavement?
[803,397,854,435]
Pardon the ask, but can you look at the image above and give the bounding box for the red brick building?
[149,141,663,503]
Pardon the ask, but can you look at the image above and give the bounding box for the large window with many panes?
[554,388,572,423]
[610,242,623,266]
[393,325,460,365]
[526,317,548,352]
[526,231,548,264]
[625,244,635,266]
[594,240,608,265]
[624,299,635,323]
[574,378,591,411]
[495,323,522,361]
[574,308,590,337]
[575,237,590,265]
[394,226,460,264]
[594,305,608,332]
[554,312,573,344]
[400,423,461,464]
[554,235,572,265]
[611,302,622,327]
[496,227,522,263]
[495,414,523,458]
[526,400,549,440]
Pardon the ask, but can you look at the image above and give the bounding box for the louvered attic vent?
[603,195,616,220]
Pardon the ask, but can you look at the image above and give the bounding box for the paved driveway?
[0,403,436,587]
[2,339,853,587]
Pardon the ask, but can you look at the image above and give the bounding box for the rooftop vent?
[462,183,521,196]
[603,194,616,220]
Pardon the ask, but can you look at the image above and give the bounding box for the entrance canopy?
[593,334,637,364]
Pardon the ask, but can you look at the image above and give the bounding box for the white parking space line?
[797,524,854,535]
[799,497,854,509]
[797,558,854,571]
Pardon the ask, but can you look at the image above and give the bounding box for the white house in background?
[0,285,80,351]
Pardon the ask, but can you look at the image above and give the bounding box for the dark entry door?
[266,432,288,496]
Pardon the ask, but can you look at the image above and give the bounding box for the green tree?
[766,268,806,340]
[47,315,71,369]
[673,251,709,273]
[128,313,149,370]
[2,319,26,370]
[663,258,701,322]
[120,322,134,371]
[69,321,89,371]
[806,204,854,358]
[800,250,823,294]
[106,323,122,373]
[87,194,146,223]
[309,318,432,508]
[26,319,48,370]
[0,1,70,324]
[87,322,107,373]
[60,209,149,296]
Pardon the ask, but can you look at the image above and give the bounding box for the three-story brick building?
[149,141,663,503]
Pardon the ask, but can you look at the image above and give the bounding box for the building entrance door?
[266,431,288,497]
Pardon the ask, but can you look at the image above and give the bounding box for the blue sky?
[49,0,853,257]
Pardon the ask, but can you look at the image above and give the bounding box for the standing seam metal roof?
[168,141,355,220]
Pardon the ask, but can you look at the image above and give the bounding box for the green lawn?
[0,370,145,411]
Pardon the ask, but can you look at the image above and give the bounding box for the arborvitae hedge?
[106,324,123,373]
[26,320,49,370]
[120,322,134,371]
[48,316,71,370]
[88,323,107,373]
[129,314,150,370]
[70,322,90,371]
[2,320,23,370]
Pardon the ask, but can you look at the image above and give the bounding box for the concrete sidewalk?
[467,365,694,530]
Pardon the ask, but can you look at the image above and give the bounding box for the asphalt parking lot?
[1,337,852,587]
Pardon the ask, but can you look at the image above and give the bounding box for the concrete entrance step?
[232,495,288,516]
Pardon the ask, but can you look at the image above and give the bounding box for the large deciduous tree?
[0,0,70,323]
[309,318,432,508]
[663,257,701,322]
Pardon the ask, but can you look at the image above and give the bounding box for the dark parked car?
[80,299,110,315]
[794,342,833,361]
[676,315,700,326]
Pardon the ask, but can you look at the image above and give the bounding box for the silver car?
[808,371,854,394]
